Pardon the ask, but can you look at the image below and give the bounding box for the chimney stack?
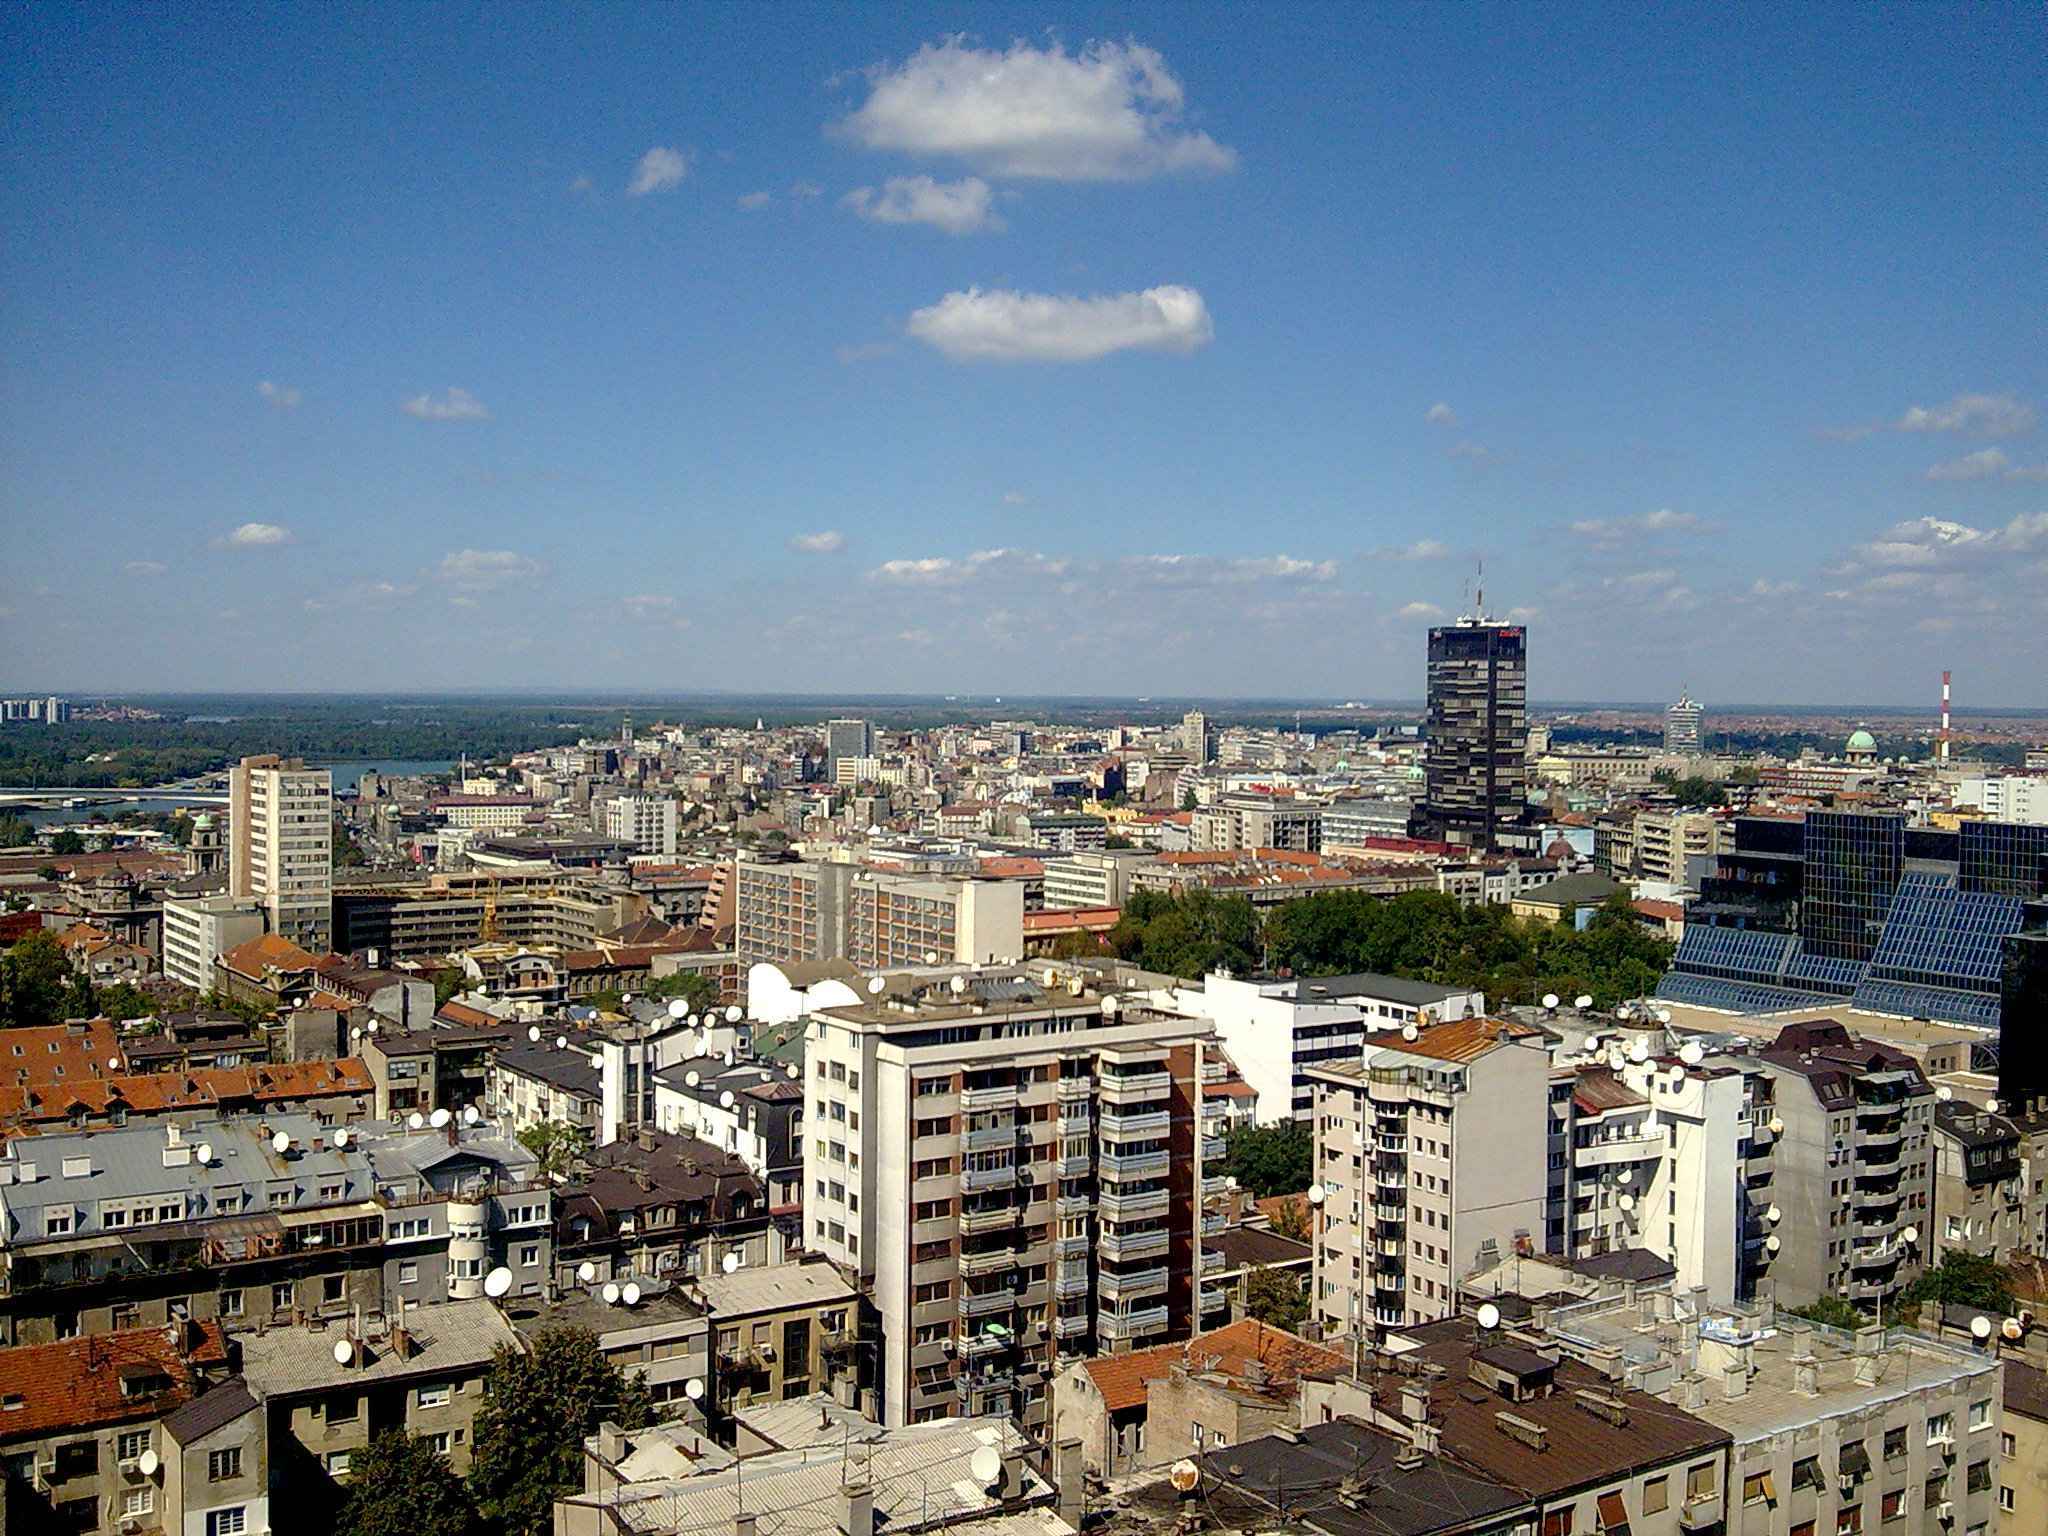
[1001,1443,1027,1500]
[736,1515,758,1536]
[1792,1355,1819,1397]
[839,1483,874,1536]
[1056,1441,1085,1532]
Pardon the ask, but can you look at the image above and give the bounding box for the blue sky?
[3,4,2043,704]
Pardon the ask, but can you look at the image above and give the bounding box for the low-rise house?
[1194,1224,1313,1331]
[212,934,323,1011]
[160,1378,267,1536]
[515,1274,711,1413]
[1930,1100,2031,1262]
[552,1130,775,1291]
[689,1257,861,1418]
[0,1058,373,1136]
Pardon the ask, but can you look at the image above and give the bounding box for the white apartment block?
[160,892,268,993]
[1309,1017,1550,1340]
[1955,773,2048,824]
[1189,794,1322,854]
[228,754,332,953]
[1038,850,1156,911]
[800,964,1240,1435]
[604,793,680,856]
[1174,970,1484,1123]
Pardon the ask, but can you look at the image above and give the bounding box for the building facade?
[1420,620,1529,853]
[228,754,334,953]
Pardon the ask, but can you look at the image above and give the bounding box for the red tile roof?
[219,933,320,975]
[1080,1318,1343,1412]
[0,1322,229,1441]
[0,1021,128,1087]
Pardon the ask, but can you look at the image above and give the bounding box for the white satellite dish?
[1935,1086,1953,1101]
[351,1026,363,1041]
[719,1090,735,1108]
[867,977,886,996]
[332,1339,354,1365]
[555,1034,569,1050]
[430,1107,451,1128]
[1476,1302,1502,1330]
[484,1266,513,1298]
[1168,1459,1201,1493]
[1607,1049,1626,1070]
[1768,1117,1785,1134]
[622,1282,642,1306]
[1765,1234,1780,1252]
[969,1446,1004,1486]
[722,1252,741,1273]
[725,1005,742,1023]
[669,999,690,1019]
[2003,1317,2025,1341]
[331,1129,349,1149]
[1307,1184,1327,1205]
[137,1448,159,1478]
[1101,994,1119,1017]
[1629,1038,1650,1062]
[786,1064,798,1079]
[407,1112,425,1130]
[577,1261,598,1284]
[1574,994,1594,1010]
[1617,1169,1633,1185]
[1401,1023,1419,1041]
[1585,1035,1602,1052]
[1971,1315,1993,1341]
[1042,967,1059,987]
[1679,1042,1705,1066]
[951,974,968,994]
[602,1282,621,1305]
[1767,1205,1782,1224]
[1986,1099,2001,1114]
[1619,1194,1635,1212]
[195,1142,213,1165]
[684,1378,705,1401]
[271,1131,291,1154]
[365,1021,379,1035]
[924,950,939,965]
[685,1071,701,1088]
[464,1105,481,1124]
[1541,993,1560,1011]
[1656,1008,1672,1024]
[1902,1225,1920,1245]
[528,1025,542,1043]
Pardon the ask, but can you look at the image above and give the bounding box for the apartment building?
[735,857,856,969]
[604,793,680,856]
[1176,970,1485,1123]
[1754,1021,1936,1308]
[333,870,632,962]
[1929,1101,2036,1262]
[428,792,538,831]
[228,754,333,952]
[160,892,268,993]
[1190,794,1322,854]
[1635,808,1725,885]
[1308,1018,1550,1341]
[847,870,1025,969]
[801,964,1241,1434]
[1040,849,1156,911]
[691,1257,861,1417]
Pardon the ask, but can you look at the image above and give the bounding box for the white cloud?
[737,190,772,211]
[1122,554,1336,586]
[568,174,594,196]
[303,579,416,613]
[1925,447,2010,482]
[836,37,1236,181]
[1396,601,1444,621]
[2006,462,2048,482]
[1447,441,1493,462]
[871,548,1069,586]
[627,146,688,197]
[1371,539,1451,561]
[1895,392,2034,437]
[789,180,823,200]
[1856,513,2047,570]
[869,547,1333,592]
[402,387,489,422]
[619,594,688,630]
[907,284,1212,362]
[789,530,846,554]
[1750,578,1800,598]
[841,175,1001,235]
[438,548,543,592]
[226,522,293,548]
[1424,402,1456,426]
[124,560,168,577]
[257,380,301,410]
[1571,507,1708,541]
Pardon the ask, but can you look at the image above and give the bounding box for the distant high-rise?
[1180,709,1211,763]
[1419,616,1529,852]
[823,718,871,777]
[228,754,333,952]
[1664,691,1704,753]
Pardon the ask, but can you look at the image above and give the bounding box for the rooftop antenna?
[1475,555,1484,622]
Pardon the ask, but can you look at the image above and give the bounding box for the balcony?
[1377,1238,1403,1258]
[963,1164,1019,1193]
[1100,1265,1168,1300]
[1101,1109,1171,1139]
[1575,1130,1670,1168]
[1054,1235,1090,1261]
[1200,1174,1230,1198]
[1055,1154,1091,1178]
[1373,1272,1406,1296]
[1854,1184,1902,1211]
[1101,1149,1172,1180]
[1200,1138,1227,1162]
[1098,1305,1170,1342]
[1057,1077,1094,1101]
[960,1287,1019,1318]
[1850,1242,1903,1270]
[965,1124,1018,1152]
[1099,1072,1173,1104]
[960,1248,1022,1278]
[963,1085,1020,1113]
[1100,1227,1170,1263]
[1375,1136,1407,1154]
[1855,1095,1907,1119]
[1375,1169,1406,1190]
[1856,1154,1903,1179]
[1056,1194,1093,1218]
[1053,1313,1091,1338]
[1054,1273,1090,1300]
[960,1330,1011,1359]
[1099,1189,1171,1223]
[960,1204,1022,1235]
[1374,1203,1405,1223]
[964,1369,1015,1399]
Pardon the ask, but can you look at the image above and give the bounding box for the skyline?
[4,5,2045,703]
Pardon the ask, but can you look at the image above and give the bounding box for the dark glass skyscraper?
[1420,619,1528,852]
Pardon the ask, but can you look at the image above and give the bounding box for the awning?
[1596,1491,1630,1531]
[1840,1440,1872,1478]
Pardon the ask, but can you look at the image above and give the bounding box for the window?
[1928,1412,1953,1443]
[55,1440,98,1478]
[1686,1462,1717,1504]
[1744,1472,1774,1505]
[326,1450,352,1476]
[325,1393,359,1424]
[1836,1503,1864,1535]
[1642,1476,1668,1515]
[418,1383,451,1408]
[208,1510,248,1536]
[2001,1487,2016,1513]
[122,1486,156,1517]
[117,1429,150,1462]
[321,1274,345,1304]
[1967,1398,1990,1431]
[210,1446,243,1480]
[1965,1460,1991,1495]
[1791,1524,1816,1536]
[421,1431,451,1454]
[1540,1510,1574,1536]
[1880,1489,1905,1521]
[220,1288,244,1318]
[272,1282,294,1312]
[1882,1425,1906,1460]
[1793,1456,1824,1491]
[399,1260,418,1285]
[519,1243,539,1266]
[2001,1432,2015,1457]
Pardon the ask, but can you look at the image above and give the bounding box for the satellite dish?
[1585,1035,1602,1052]
[684,1378,705,1401]
[685,1071,701,1088]
[924,950,940,965]
[271,1131,291,1154]
[1679,1042,1705,1066]
[1656,1008,1672,1024]
[106,1055,122,1072]
[1767,1205,1782,1224]
[578,1261,598,1283]
[1617,1169,1633,1185]
[719,1090,735,1108]
[332,1339,354,1365]
[137,1448,159,1477]
[528,1025,542,1043]
[1619,1194,1635,1212]
[1765,1234,1780,1252]
[1971,1315,1993,1341]
[2003,1317,2024,1341]
[351,1027,363,1041]
[464,1105,481,1124]
[970,1446,1004,1486]
[1986,1099,2001,1114]
[195,1143,213,1165]
[407,1112,424,1130]
[1401,1023,1419,1041]
[601,1282,621,1305]
[1629,1038,1650,1062]
[331,1129,349,1149]
[1541,993,1560,1011]
[484,1266,513,1298]
[1607,1049,1626,1070]
[430,1108,451,1128]
[366,1021,379,1035]
[867,977,886,996]
[555,1034,569,1050]
[1042,968,1059,987]
[725,1006,742,1024]
[1307,1184,1327,1206]
[950,975,968,995]
[1476,1302,1502,1330]
[1574,994,1593,1010]
[1168,1459,1200,1493]
[623,1282,642,1306]
[786,1064,799,1078]
[1903,1225,1920,1245]
[1768,1117,1785,1134]
[1101,994,1120,1018]
[669,999,690,1019]
[722,1252,741,1274]
[1935,1086,1953,1101]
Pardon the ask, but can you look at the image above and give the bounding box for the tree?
[1104,833,1135,849]
[1223,1120,1312,1200]
[336,1430,477,1536]
[1902,1252,2015,1316]
[49,829,87,855]
[643,969,719,1015]
[517,1120,591,1180]
[1181,789,1198,811]
[1109,888,1259,980]
[470,1328,657,1536]
[96,982,160,1023]
[0,815,34,848]
[62,967,96,1022]
[1268,1194,1311,1243]
[1244,1266,1309,1333]
[433,967,465,1008]
[1787,1296,1869,1331]
[2,932,72,1028]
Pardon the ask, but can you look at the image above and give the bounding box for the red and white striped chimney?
[1940,670,1951,764]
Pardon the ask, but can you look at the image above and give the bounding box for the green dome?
[1846,729,1877,752]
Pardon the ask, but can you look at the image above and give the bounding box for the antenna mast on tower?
[1940,671,1952,764]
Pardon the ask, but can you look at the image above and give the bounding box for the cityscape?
[3,8,2046,1536]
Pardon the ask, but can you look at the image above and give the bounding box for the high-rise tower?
[1419,614,1529,852]
[1664,691,1704,753]
[228,754,333,952]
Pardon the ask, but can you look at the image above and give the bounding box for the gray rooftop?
[1266,971,1477,1008]
[239,1298,520,1398]
[690,1259,857,1319]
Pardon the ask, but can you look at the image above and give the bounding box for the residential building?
[1929,1101,2032,1262]
[800,963,1243,1433]
[1507,870,1621,924]
[332,869,634,961]
[1664,691,1704,753]
[1419,618,1530,854]
[160,1379,268,1536]
[552,1129,778,1293]
[1307,1017,1551,1341]
[1190,794,1322,854]
[1634,807,1723,886]
[691,1257,861,1418]
[1175,970,1484,1123]
[604,793,681,857]
[824,719,872,778]
[516,1277,712,1412]
[653,1054,805,1212]
[228,754,334,952]
[1322,796,1416,848]
[161,893,269,992]
[1954,773,2048,825]
[1041,850,1156,911]
[2006,1361,2048,1536]
[734,856,857,970]
[846,871,1025,969]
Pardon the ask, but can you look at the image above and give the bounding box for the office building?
[1040,850,1157,912]
[160,891,268,993]
[1308,1017,1551,1340]
[735,857,1027,974]
[228,754,333,953]
[1419,618,1530,852]
[1180,710,1211,763]
[800,963,1241,1432]
[824,718,872,778]
[1189,794,1322,854]
[1955,773,2048,824]
[603,793,680,856]
[1664,691,1704,752]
